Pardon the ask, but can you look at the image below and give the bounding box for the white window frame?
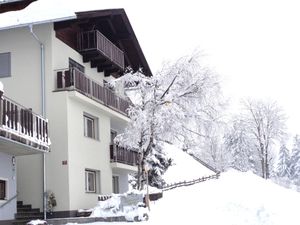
[85,169,101,194]
[85,170,96,193]
[83,113,99,140]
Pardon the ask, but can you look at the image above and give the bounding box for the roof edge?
[0,15,76,31]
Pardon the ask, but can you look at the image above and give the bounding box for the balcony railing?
[56,68,130,116]
[0,96,50,150]
[78,30,125,70]
[110,144,138,166]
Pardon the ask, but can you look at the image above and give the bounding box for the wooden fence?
[163,173,220,191]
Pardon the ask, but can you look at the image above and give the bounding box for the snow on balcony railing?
[56,68,130,116]
[0,95,50,151]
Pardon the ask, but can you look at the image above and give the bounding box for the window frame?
[0,179,8,201]
[0,52,11,78]
[85,170,96,193]
[85,169,100,194]
[83,113,99,140]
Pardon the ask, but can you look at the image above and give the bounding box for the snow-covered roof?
[0,15,75,30]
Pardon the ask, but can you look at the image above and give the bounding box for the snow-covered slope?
[149,170,300,225]
[163,144,215,184]
[65,170,300,225]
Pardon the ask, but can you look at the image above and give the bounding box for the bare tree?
[226,99,286,179]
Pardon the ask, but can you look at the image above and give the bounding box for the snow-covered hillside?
[64,145,300,225]
[163,144,215,183]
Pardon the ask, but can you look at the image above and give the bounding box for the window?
[0,180,7,200]
[0,52,11,78]
[112,175,119,194]
[85,169,100,193]
[69,58,84,73]
[83,113,98,139]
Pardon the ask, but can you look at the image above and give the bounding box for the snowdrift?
[163,144,216,184]
[150,170,300,225]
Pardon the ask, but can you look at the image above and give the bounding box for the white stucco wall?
[0,152,17,220]
[45,91,70,212]
[0,23,53,211]
[67,95,112,210]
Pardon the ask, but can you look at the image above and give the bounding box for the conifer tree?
[276,144,290,178]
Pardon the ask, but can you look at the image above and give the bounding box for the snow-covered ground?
[163,144,215,183]
[62,146,300,225]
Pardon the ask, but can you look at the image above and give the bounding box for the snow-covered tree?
[225,120,258,172]
[289,135,300,185]
[276,144,290,178]
[114,53,223,189]
[226,99,286,179]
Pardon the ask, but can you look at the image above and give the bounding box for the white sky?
[1,0,300,136]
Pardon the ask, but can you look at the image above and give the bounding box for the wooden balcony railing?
[56,68,130,116]
[0,95,50,150]
[110,144,138,166]
[78,30,125,70]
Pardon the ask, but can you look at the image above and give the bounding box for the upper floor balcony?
[110,144,138,172]
[56,68,130,116]
[0,95,50,155]
[77,30,125,77]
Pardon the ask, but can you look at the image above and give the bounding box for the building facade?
[0,9,151,218]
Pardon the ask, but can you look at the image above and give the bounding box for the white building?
[0,8,151,219]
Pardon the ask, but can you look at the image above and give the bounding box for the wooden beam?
[90,59,107,68]
[97,64,114,73]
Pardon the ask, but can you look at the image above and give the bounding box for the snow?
[88,193,148,222]
[62,146,300,225]
[0,81,4,93]
[163,144,215,184]
[64,170,300,225]
[27,219,46,225]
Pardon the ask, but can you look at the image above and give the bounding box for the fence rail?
[77,30,125,69]
[0,96,49,150]
[163,173,220,191]
[56,68,130,116]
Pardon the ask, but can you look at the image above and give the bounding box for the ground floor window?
[0,179,7,200]
[112,175,119,194]
[85,169,100,193]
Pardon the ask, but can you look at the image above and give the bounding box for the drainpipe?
[29,24,47,220]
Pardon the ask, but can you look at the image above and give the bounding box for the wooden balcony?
[0,95,50,155]
[110,144,138,167]
[77,30,125,76]
[56,68,130,116]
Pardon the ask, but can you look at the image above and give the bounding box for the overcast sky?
[1,0,300,136]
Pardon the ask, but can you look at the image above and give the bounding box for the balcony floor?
[0,133,47,156]
[110,162,138,173]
